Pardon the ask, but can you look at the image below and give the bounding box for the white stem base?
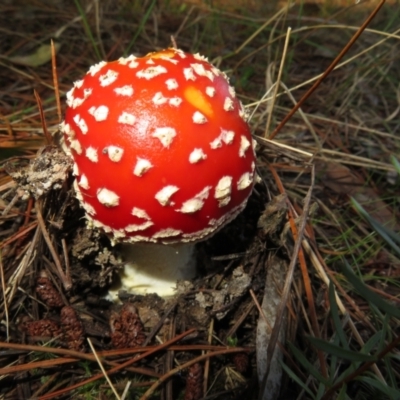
[106,243,196,301]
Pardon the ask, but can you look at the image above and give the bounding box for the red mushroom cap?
[61,48,256,244]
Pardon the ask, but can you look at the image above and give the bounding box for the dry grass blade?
[4,226,41,306]
[246,24,400,116]
[269,0,387,140]
[233,5,292,55]
[0,252,9,341]
[35,200,71,290]
[87,337,121,400]
[260,165,325,392]
[264,27,292,138]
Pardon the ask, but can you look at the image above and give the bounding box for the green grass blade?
[307,336,376,363]
[336,383,350,400]
[357,376,400,399]
[341,259,400,319]
[362,330,384,355]
[124,0,157,56]
[391,155,400,175]
[328,335,340,380]
[336,360,361,384]
[315,382,326,400]
[379,314,390,351]
[352,197,400,245]
[385,356,398,390]
[74,0,102,61]
[287,342,331,386]
[334,333,381,383]
[329,282,349,350]
[351,198,400,255]
[280,361,316,398]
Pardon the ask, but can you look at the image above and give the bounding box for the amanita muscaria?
[61,48,256,299]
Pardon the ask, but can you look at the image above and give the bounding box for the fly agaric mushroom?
[61,48,256,299]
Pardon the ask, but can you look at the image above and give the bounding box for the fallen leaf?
[7,42,62,67]
[318,160,399,230]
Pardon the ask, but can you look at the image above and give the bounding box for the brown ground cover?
[0,1,399,399]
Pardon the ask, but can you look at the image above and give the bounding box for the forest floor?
[0,1,399,399]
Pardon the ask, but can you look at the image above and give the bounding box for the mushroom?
[60,48,256,300]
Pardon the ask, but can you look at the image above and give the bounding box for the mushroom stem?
[107,243,197,300]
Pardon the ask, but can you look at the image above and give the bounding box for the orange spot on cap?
[184,86,214,118]
[146,49,176,59]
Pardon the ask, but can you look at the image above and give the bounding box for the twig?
[250,289,271,330]
[142,300,178,346]
[33,90,52,145]
[165,314,176,400]
[1,191,19,217]
[223,300,255,342]
[38,328,197,400]
[31,372,61,399]
[0,343,161,377]
[51,39,62,124]
[140,347,250,400]
[0,180,17,193]
[0,341,242,366]
[170,35,178,48]
[0,222,38,250]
